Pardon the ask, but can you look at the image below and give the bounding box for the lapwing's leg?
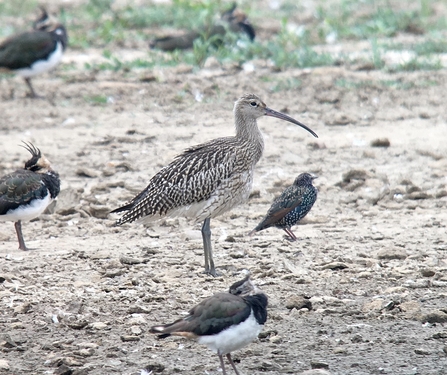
[201,218,218,276]
[14,221,30,251]
[284,228,297,241]
[226,353,241,375]
[218,354,228,375]
[24,78,38,98]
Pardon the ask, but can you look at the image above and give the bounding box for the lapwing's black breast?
[245,294,268,325]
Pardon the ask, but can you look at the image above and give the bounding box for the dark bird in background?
[150,275,268,375]
[0,8,68,98]
[249,173,318,241]
[0,143,60,251]
[149,3,255,51]
[111,94,318,276]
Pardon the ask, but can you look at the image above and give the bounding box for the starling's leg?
[218,354,228,375]
[226,353,241,375]
[15,221,30,251]
[284,228,297,241]
[24,78,38,98]
[201,218,218,276]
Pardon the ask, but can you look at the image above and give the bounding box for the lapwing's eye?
[250,101,257,107]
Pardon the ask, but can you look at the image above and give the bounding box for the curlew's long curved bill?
[265,107,318,138]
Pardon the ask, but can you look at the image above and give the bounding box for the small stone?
[414,348,430,355]
[54,364,72,375]
[419,311,447,323]
[14,302,32,314]
[120,335,140,342]
[76,167,99,178]
[88,205,110,219]
[377,247,407,260]
[130,326,143,335]
[351,334,363,343]
[78,348,94,357]
[141,363,166,373]
[432,332,447,339]
[371,138,390,147]
[310,360,330,369]
[321,262,348,270]
[90,322,108,330]
[119,256,143,265]
[285,295,312,310]
[300,370,332,375]
[66,320,89,330]
[127,315,147,325]
[421,269,436,277]
[362,299,383,312]
[0,359,10,370]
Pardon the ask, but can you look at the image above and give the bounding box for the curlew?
[150,275,268,375]
[0,8,68,98]
[0,142,60,250]
[249,172,318,241]
[111,93,318,276]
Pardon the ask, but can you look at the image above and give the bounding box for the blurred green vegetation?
[0,0,445,73]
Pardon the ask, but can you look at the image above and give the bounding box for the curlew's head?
[234,93,318,138]
[294,172,318,186]
[21,142,52,173]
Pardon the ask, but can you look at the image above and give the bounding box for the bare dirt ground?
[1,5,447,375]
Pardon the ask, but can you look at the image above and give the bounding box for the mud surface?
[1,4,447,375]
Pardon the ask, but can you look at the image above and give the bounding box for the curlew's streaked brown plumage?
[111,93,318,276]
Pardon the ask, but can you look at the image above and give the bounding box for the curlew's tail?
[110,202,133,215]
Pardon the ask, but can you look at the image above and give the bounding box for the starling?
[0,142,60,250]
[150,275,268,375]
[250,172,318,241]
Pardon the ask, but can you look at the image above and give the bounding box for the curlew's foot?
[203,268,222,277]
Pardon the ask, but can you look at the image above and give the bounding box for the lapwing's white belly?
[198,311,262,355]
[16,42,63,78]
[0,194,52,222]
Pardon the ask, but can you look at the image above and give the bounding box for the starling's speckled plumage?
[0,142,60,250]
[111,94,318,276]
[250,172,317,241]
[0,9,68,98]
[150,275,268,375]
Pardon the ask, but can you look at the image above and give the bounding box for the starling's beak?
[265,107,318,138]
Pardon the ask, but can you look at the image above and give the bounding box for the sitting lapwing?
[149,3,255,51]
[249,173,318,241]
[0,142,60,251]
[0,9,68,98]
[150,275,268,375]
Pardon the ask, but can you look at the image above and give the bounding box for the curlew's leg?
[226,353,241,375]
[201,218,218,276]
[24,78,38,98]
[283,228,297,241]
[14,221,30,251]
[218,354,228,375]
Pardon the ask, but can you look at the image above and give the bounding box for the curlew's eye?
[250,101,257,107]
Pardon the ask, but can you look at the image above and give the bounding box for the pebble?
[419,310,447,323]
[414,348,430,355]
[321,262,348,270]
[300,370,332,375]
[420,268,436,277]
[371,138,390,147]
[0,359,10,370]
[127,315,147,325]
[90,322,108,330]
[120,335,140,342]
[310,360,330,369]
[285,295,312,310]
[377,247,407,260]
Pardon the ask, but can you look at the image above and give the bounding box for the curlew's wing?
[112,137,241,224]
[253,185,305,231]
[149,292,251,338]
[0,170,46,215]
